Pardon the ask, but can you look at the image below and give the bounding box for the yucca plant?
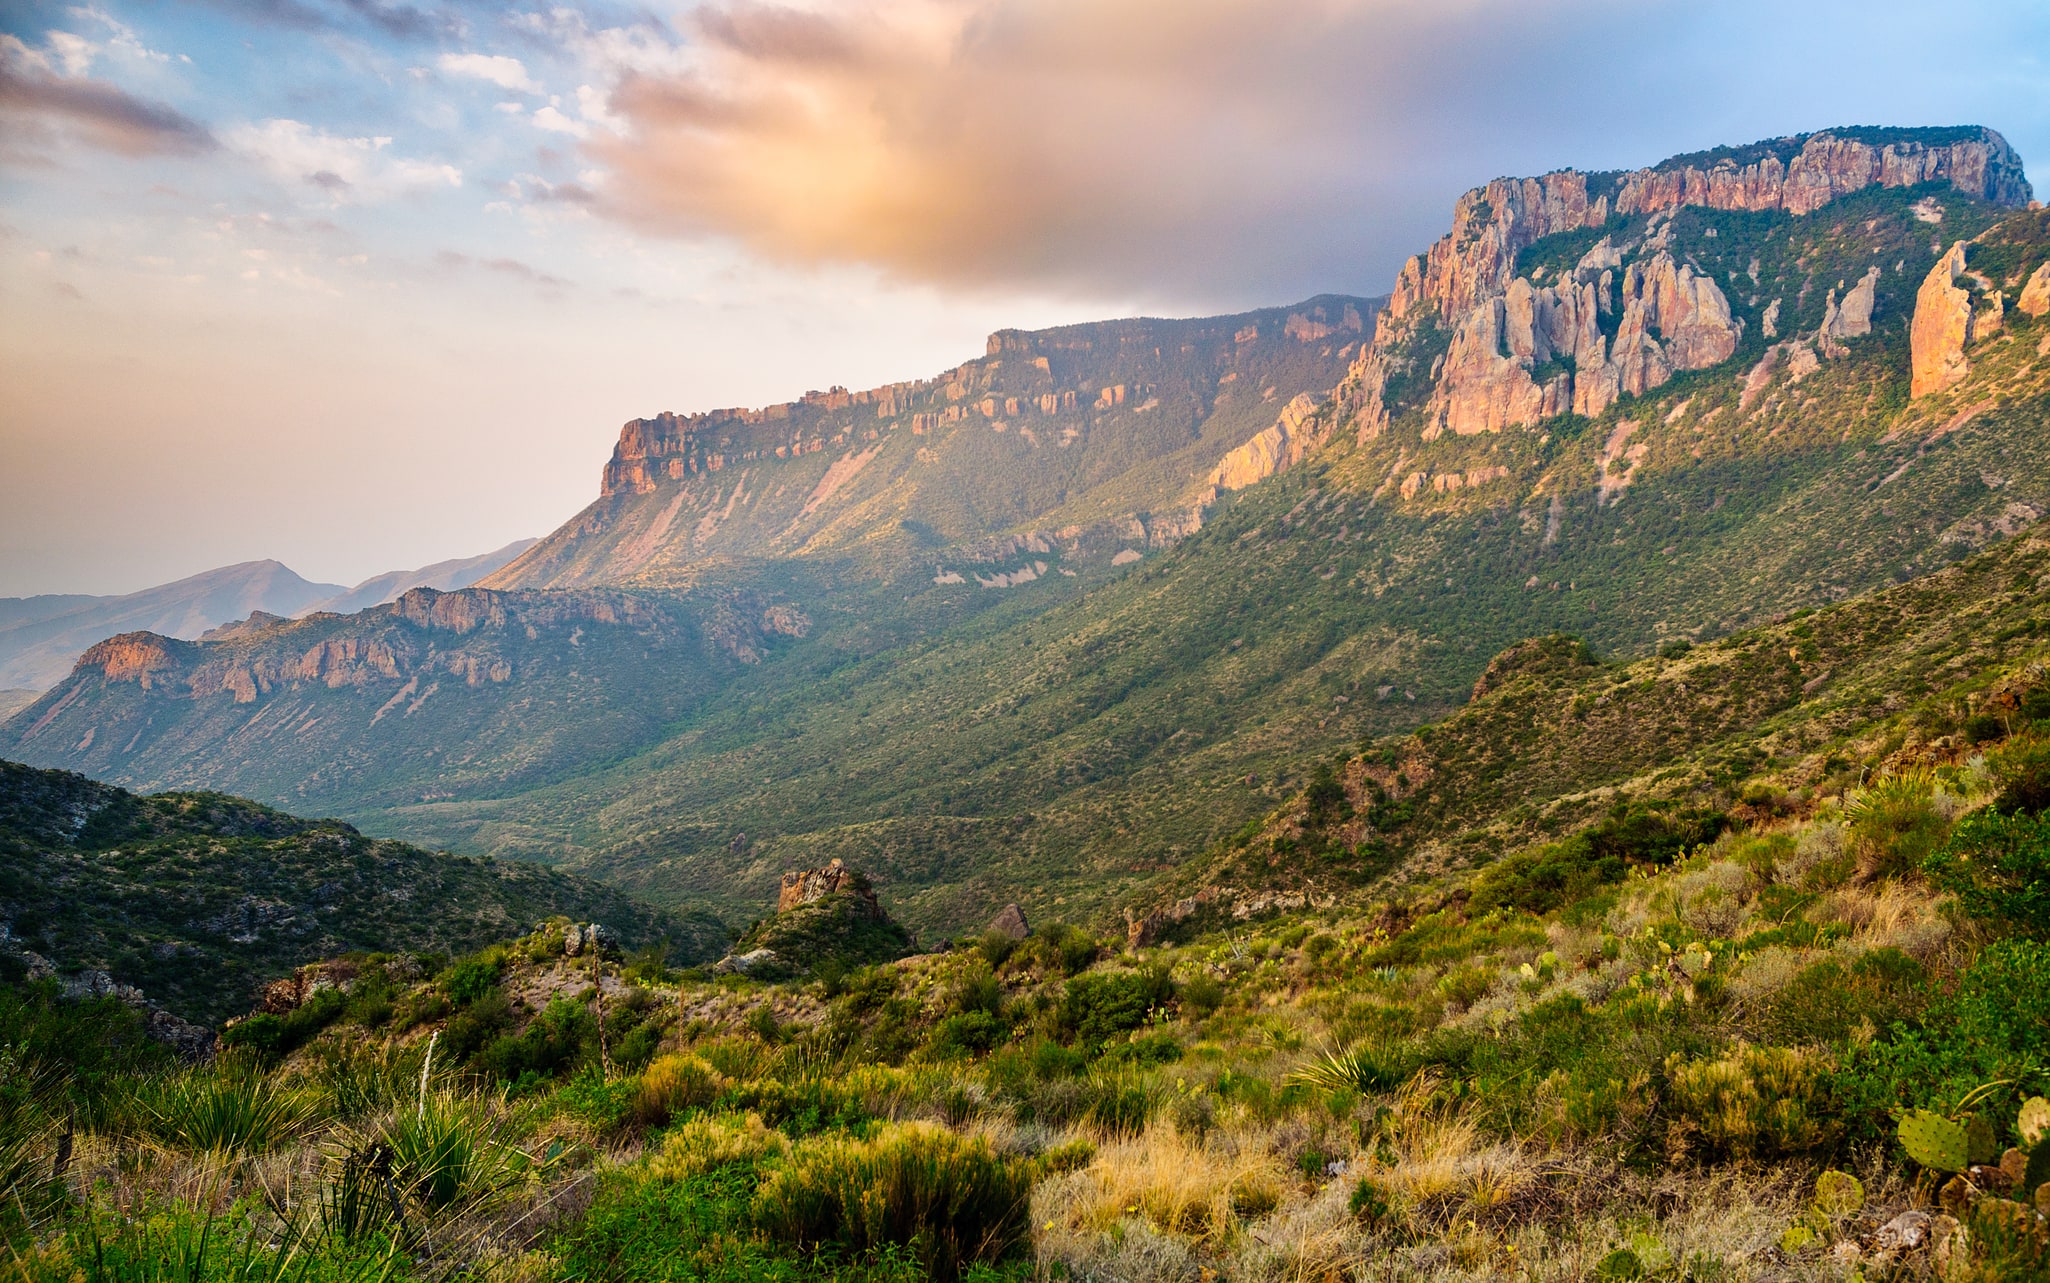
[138,1069,318,1157]
[1291,1043,1398,1094]
[372,1093,529,1216]
[68,1204,404,1283]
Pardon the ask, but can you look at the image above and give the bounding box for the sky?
[2,0,2048,597]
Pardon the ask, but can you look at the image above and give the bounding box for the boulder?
[777,858,877,915]
[1911,242,1975,398]
[2019,261,2050,317]
[1820,266,1881,355]
[712,947,783,976]
[987,903,1031,940]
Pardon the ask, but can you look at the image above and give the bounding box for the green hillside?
[0,759,728,1025]
[6,145,2047,944]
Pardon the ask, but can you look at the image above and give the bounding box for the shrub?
[1992,737,2050,814]
[647,1111,788,1180]
[1843,772,1953,881]
[1754,949,1927,1045]
[928,1011,1007,1058]
[1061,967,1172,1046]
[1926,809,2050,937]
[751,1122,1031,1282]
[1663,1042,1836,1160]
[137,1069,316,1156]
[634,1054,726,1126]
[441,953,504,1006]
[374,1094,530,1214]
[218,987,347,1065]
[1178,972,1225,1016]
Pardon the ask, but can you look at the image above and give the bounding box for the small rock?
[987,903,1031,941]
[712,948,782,976]
[1876,1210,1932,1252]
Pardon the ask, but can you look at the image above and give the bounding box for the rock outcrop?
[1912,243,1976,399]
[776,857,878,915]
[1206,393,1324,490]
[2020,262,2050,318]
[1424,248,1740,435]
[986,903,1031,940]
[1347,127,2030,436]
[1820,267,1882,356]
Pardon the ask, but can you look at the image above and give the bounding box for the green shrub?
[1754,949,1927,1045]
[441,953,504,1006]
[374,1093,529,1214]
[1991,737,2050,814]
[472,997,597,1085]
[137,1069,317,1156]
[1664,1042,1837,1160]
[635,1053,726,1126]
[929,1012,1007,1059]
[751,1123,1030,1282]
[1927,809,2050,937]
[218,987,346,1065]
[1843,772,1952,880]
[1060,967,1173,1046]
[1178,972,1225,1016]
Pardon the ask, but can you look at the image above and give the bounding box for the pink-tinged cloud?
[0,46,215,158]
[585,0,1641,299]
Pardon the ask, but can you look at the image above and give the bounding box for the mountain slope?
[0,584,812,809]
[483,296,1377,591]
[0,759,728,1025]
[0,560,345,691]
[300,538,539,616]
[5,128,2044,940]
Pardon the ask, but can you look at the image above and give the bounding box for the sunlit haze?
[3,0,2047,595]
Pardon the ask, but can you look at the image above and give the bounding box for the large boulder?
[1911,242,1976,398]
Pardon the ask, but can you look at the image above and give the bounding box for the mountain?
[4,127,2045,940]
[0,561,346,692]
[0,584,809,808]
[483,295,1377,591]
[0,758,727,1026]
[300,538,539,616]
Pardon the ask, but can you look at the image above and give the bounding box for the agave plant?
[1290,1044,1396,1094]
[139,1068,319,1157]
[373,1093,530,1215]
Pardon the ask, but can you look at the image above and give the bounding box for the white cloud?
[228,119,461,203]
[532,105,588,138]
[438,53,539,94]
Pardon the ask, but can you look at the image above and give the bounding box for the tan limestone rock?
[2019,262,2050,317]
[1911,242,1975,398]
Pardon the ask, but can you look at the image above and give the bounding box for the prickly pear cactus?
[2021,1095,2049,1149]
[1966,1113,1999,1166]
[1899,1109,1969,1172]
[1814,1169,1865,1218]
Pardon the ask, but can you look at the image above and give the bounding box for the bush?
[648,1111,788,1180]
[929,1011,1007,1059]
[1927,809,2050,937]
[1178,972,1225,1016]
[1992,738,2050,814]
[1844,772,1954,880]
[1664,1042,1837,1160]
[751,1122,1031,1282]
[635,1054,726,1126]
[441,953,504,1006]
[1470,803,1724,915]
[1755,949,1928,1045]
[219,987,347,1065]
[1061,967,1173,1046]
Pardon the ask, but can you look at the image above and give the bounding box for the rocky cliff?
[484,297,1378,592]
[1346,127,2033,439]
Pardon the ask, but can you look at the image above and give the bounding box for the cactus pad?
[1898,1109,1969,1172]
[1965,1113,1999,1166]
[1813,1169,1865,1218]
[2021,1095,2049,1149]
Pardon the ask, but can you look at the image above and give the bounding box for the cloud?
[0,35,215,157]
[582,0,2050,303]
[228,118,461,200]
[433,248,571,287]
[195,0,459,42]
[439,52,538,93]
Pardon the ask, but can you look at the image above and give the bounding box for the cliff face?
[1911,243,1978,399]
[0,585,806,811]
[1347,127,2033,439]
[485,296,1378,592]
